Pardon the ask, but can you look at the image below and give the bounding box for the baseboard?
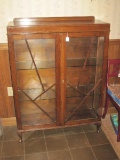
[1,117,16,126]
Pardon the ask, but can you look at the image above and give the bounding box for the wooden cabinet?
[7,16,110,141]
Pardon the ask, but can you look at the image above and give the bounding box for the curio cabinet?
[7,16,110,142]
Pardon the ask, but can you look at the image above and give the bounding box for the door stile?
[8,35,22,130]
[58,34,66,126]
[55,34,61,125]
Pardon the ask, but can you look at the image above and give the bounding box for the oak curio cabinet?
[7,16,110,141]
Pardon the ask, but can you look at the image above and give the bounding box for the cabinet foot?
[17,131,22,143]
[97,129,100,133]
[19,138,22,143]
[96,123,101,133]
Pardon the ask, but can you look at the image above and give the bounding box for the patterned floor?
[0,123,119,160]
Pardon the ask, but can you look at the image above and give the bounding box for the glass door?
[12,34,58,128]
[65,34,104,123]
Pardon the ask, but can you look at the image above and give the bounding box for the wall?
[0,0,120,43]
[0,44,14,118]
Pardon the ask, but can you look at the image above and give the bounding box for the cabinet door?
[65,34,105,124]
[9,34,59,129]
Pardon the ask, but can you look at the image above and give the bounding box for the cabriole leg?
[17,131,22,143]
[96,123,101,133]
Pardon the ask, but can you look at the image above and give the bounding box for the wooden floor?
[102,114,120,159]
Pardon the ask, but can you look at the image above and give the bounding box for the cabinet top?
[7,16,110,34]
[13,16,95,25]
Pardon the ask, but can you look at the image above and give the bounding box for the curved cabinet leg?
[17,131,22,143]
[96,123,101,133]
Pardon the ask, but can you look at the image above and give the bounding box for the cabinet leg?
[96,123,101,133]
[17,131,22,143]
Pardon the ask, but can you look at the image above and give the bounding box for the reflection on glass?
[14,38,56,126]
[65,37,104,122]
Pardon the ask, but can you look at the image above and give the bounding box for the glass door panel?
[14,37,56,126]
[65,36,104,122]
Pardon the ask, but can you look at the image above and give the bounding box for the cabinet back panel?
[66,37,97,59]
[17,69,55,89]
[18,88,55,100]
[20,99,56,115]
[22,112,55,126]
[66,67,96,85]
[14,39,55,62]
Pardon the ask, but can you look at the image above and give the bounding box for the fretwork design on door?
[65,37,102,122]
[15,38,56,125]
